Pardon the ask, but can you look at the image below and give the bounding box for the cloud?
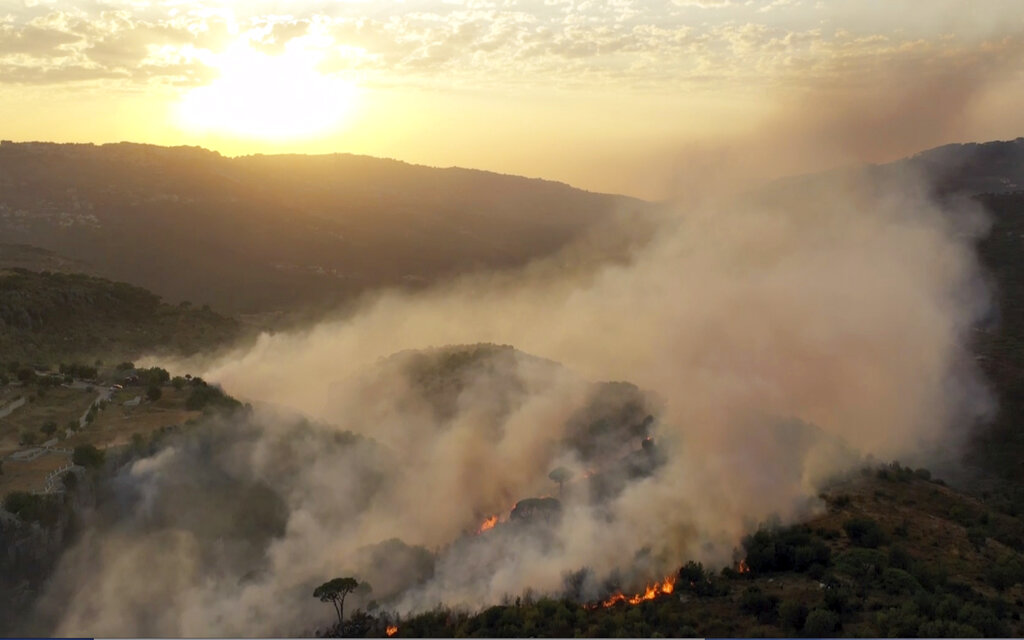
[1,0,1019,95]
[0,22,80,56]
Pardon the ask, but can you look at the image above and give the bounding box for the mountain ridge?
[0,141,648,316]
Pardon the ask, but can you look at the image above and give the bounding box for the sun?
[176,44,358,141]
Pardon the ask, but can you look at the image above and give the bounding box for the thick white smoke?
[37,165,992,636]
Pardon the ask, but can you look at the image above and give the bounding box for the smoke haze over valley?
[2,2,1024,637]
[16,146,996,635]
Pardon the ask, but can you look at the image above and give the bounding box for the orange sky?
[3,0,1024,199]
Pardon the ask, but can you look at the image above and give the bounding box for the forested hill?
[0,142,646,315]
[967,189,1024,500]
[0,268,240,365]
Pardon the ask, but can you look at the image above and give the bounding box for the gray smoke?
[36,163,992,636]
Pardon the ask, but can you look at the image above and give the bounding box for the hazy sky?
[3,0,1023,198]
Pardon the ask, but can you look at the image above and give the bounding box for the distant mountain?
[0,142,646,315]
[893,137,1024,196]
[758,137,1024,204]
[0,268,240,365]
[0,244,92,274]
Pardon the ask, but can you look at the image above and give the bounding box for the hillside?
[3,140,1024,637]
[751,138,1024,504]
[0,268,241,365]
[965,190,1024,501]
[3,341,1024,637]
[379,467,1024,638]
[894,138,1024,196]
[0,142,646,315]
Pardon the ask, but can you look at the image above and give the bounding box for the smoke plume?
[35,160,992,636]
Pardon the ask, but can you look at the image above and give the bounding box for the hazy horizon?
[3,0,1024,199]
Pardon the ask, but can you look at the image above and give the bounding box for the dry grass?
[0,385,95,454]
[0,449,70,495]
[1,384,199,495]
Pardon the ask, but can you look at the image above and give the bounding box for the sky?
[2,0,1024,199]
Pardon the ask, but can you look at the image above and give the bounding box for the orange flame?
[386,625,398,637]
[477,515,498,534]
[737,559,750,574]
[586,576,676,609]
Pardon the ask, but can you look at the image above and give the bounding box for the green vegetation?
[315,577,367,630]
[184,378,241,412]
[0,268,240,365]
[969,191,1024,511]
[548,467,572,494]
[72,444,105,468]
[2,491,62,526]
[348,468,1024,637]
[0,143,646,316]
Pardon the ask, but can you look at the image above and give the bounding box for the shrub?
[876,602,923,637]
[740,587,778,620]
[957,603,1007,637]
[742,525,831,573]
[888,545,912,571]
[843,517,886,548]
[985,553,1024,590]
[880,567,922,595]
[803,608,839,636]
[778,600,807,632]
[186,382,240,411]
[834,548,887,579]
[2,491,60,525]
[72,444,105,468]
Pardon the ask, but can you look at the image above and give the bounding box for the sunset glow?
[2,0,1023,197]
[176,45,358,140]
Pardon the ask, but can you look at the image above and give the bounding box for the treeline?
[0,268,241,365]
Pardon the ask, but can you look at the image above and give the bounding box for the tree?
[314,577,365,631]
[843,517,886,548]
[548,467,572,495]
[73,444,105,468]
[779,600,808,632]
[804,608,838,636]
[40,420,57,436]
[146,385,162,402]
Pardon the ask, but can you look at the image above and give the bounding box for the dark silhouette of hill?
[966,190,1024,502]
[755,137,1024,506]
[894,137,1024,196]
[758,137,1024,204]
[0,142,645,315]
[0,268,240,365]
